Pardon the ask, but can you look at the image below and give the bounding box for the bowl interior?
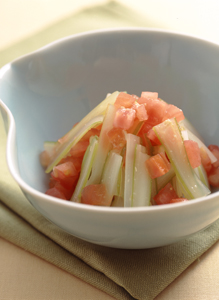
[1,29,219,195]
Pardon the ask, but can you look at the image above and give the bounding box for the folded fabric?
[1,2,219,300]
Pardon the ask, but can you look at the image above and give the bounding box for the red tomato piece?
[200,147,212,173]
[46,187,67,200]
[81,127,101,141]
[141,91,158,100]
[184,140,201,169]
[48,179,75,199]
[208,145,219,167]
[135,103,148,121]
[145,152,171,179]
[107,128,126,151]
[146,128,162,146]
[58,156,82,172]
[154,183,178,205]
[207,166,219,187]
[81,184,111,206]
[53,161,78,178]
[114,92,136,108]
[131,94,139,100]
[163,104,185,122]
[113,107,136,130]
[51,172,79,190]
[69,140,89,158]
[169,198,188,203]
[138,97,168,127]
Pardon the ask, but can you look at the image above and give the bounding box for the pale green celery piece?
[45,91,120,173]
[43,141,59,157]
[185,128,217,164]
[181,130,189,141]
[194,164,210,189]
[71,136,99,202]
[86,104,117,185]
[150,179,157,205]
[179,118,204,142]
[153,118,211,199]
[111,196,124,207]
[124,133,141,207]
[132,144,152,207]
[156,166,175,191]
[101,151,123,204]
[171,175,191,199]
[116,164,125,198]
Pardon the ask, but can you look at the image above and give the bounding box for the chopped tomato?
[53,161,78,178]
[114,92,136,108]
[69,140,89,158]
[107,128,126,151]
[207,166,219,187]
[113,107,136,130]
[146,128,162,146]
[131,94,139,100]
[58,156,82,172]
[145,152,171,179]
[200,147,212,173]
[51,172,78,190]
[132,102,148,121]
[154,182,178,205]
[184,140,201,169]
[81,127,101,141]
[51,161,79,189]
[163,104,185,122]
[81,184,111,206]
[138,97,168,127]
[169,198,188,203]
[48,179,75,199]
[141,91,158,100]
[208,145,219,167]
[46,187,67,200]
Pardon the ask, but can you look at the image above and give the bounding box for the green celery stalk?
[153,118,211,199]
[71,136,99,202]
[132,144,152,207]
[46,91,119,173]
[101,151,123,205]
[124,133,141,207]
[86,104,117,185]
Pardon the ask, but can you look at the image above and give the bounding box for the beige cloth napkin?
[1,2,219,300]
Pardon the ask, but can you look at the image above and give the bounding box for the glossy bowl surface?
[1,28,219,249]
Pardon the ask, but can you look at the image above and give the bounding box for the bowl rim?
[2,26,219,67]
[1,26,219,214]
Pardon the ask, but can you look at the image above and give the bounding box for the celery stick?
[154,118,211,199]
[71,136,99,202]
[116,164,125,198]
[46,91,119,173]
[132,144,152,207]
[111,196,124,207]
[86,104,117,185]
[124,133,141,207]
[179,118,204,142]
[150,179,157,205]
[171,176,189,198]
[101,151,123,204]
[156,166,175,191]
[194,164,210,189]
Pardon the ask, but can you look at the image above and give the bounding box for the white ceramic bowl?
[1,28,219,249]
